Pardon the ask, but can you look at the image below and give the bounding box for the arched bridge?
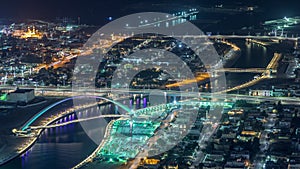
[20,95,133,131]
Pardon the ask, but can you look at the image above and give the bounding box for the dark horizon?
[0,0,300,25]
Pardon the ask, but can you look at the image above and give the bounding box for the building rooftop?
[10,88,34,94]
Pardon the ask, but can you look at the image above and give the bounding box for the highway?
[165,72,210,88]
[2,84,300,105]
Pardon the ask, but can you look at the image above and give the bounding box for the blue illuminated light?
[21,96,132,131]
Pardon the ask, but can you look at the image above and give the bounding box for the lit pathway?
[29,114,130,129]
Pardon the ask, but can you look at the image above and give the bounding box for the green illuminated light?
[0,93,7,101]
[98,119,160,161]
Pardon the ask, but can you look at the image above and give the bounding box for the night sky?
[0,0,300,25]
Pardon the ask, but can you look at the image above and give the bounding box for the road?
[1,85,300,105]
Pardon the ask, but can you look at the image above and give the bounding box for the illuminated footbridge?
[213,68,266,73]
[28,114,130,130]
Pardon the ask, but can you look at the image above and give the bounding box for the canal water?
[225,39,275,88]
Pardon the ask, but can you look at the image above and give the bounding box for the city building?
[7,88,35,103]
[249,89,273,96]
